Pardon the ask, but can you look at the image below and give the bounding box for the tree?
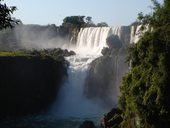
[86,16,92,24]
[62,16,86,29]
[97,22,108,27]
[85,16,96,27]
[0,0,18,30]
[119,0,170,128]
[61,16,86,43]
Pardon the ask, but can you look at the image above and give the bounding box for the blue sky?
[6,0,163,26]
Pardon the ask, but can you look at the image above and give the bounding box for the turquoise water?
[0,114,102,128]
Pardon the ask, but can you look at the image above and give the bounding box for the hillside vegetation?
[119,0,170,127]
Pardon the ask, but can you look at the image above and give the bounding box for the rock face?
[79,121,96,128]
[85,33,129,106]
[0,56,67,117]
[101,108,123,128]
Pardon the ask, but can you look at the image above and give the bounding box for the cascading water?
[50,27,130,121]
[50,54,104,118]
[130,25,144,44]
[47,26,143,127]
[76,26,122,55]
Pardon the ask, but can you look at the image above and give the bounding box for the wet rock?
[106,35,122,49]
[85,32,129,106]
[79,121,96,128]
[101,108,123,128]
[85,47,128,106]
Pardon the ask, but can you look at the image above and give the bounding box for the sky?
[5,0,163,26]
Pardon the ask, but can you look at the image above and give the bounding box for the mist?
[0,24,72,51]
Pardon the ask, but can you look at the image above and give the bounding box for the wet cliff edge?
[0,49,75,118]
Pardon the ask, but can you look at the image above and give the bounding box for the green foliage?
[0,0,18,30]
[0,48,75,61]
[119,0,170,127]
[62,16,86,29]
[0,51,30,56]
[61,16,98,43]
[61,16,85,43]
[85,16,96,27]
[96,22,108,27]
[62,15,108,29]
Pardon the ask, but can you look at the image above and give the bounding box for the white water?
[50,26,133,118]
[50,54,105,118]
[130,25,148,44]
[75,26,123,55]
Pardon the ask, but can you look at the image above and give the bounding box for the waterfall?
[130,25,144,44]
[50,54,106,118]
[75,27,124,55]
[50,26,136,119]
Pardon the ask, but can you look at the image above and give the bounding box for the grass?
[0,51,31,57]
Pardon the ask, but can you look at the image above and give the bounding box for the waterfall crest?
[75,27,125,55]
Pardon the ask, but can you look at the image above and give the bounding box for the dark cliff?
[0,55,67,117]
